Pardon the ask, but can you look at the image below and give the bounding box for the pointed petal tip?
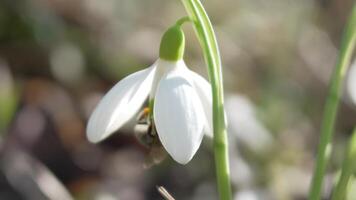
[86,133,101,143]
[86,119,107,143]
[171,154,193,165]
[205,130,213,138]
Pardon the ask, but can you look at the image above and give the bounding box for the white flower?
[87,59,212,164]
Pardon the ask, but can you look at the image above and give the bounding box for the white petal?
[154,66,205,164]
[87,64,156,143]
[190,70,213,137]
[149,59,180,98]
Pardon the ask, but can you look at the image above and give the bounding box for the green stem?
[175,16,192,26]
[180,0,232,199]
[309,5,356,200]
[331,128,356,200]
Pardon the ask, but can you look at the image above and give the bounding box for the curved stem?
[309,5,356,200]
[180,0,232,199]
[331,128,356,200]
[176,16,192,26]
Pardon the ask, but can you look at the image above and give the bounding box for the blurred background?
[0,0,355,199]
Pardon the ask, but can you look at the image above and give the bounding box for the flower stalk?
[331,128,356,200]
[309,5,356,200]
[180,0,232,199]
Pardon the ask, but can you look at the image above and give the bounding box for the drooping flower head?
[87,21,212,164]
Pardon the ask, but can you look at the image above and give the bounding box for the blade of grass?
[309,5,356,200]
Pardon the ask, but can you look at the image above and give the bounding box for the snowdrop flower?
[87,24,212,164]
